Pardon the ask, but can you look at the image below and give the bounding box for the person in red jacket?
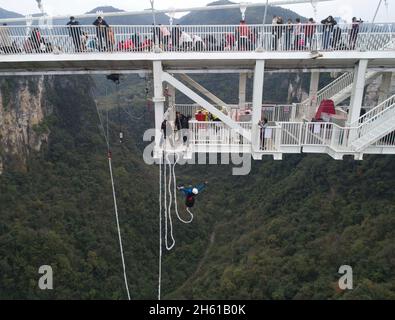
[236,20,251,51]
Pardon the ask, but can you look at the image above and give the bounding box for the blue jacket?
[179,183,207,197]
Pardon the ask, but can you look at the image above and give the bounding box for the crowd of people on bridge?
[270,15,363,51]
[0,15,366,54]
[63,15,364,53]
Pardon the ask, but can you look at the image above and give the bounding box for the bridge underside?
[1,52,395,75]
[1,51,394,161]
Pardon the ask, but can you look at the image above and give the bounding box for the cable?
[121,104,145,121]
[108,154,131,300]
[92,89,131,300]
[115,82,124,144]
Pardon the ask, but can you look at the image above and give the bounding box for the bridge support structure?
[252,60,265,156]
[239,72,247,108]
[309,70,320,120]
[348,59,369,127]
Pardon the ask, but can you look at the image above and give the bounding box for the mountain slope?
[179,0,302,25]
[0,7,23,19]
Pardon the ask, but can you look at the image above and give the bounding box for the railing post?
[291,103,297,121]
[275,125,282,151]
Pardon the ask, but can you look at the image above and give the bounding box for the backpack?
[186,195,195,208]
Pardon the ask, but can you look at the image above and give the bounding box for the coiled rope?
[158,136,195,300]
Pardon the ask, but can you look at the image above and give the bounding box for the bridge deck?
[1,51,395,74]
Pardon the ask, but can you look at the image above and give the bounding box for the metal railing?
[298,71,383,121]
[0,23,393,55]
[352,94,395,142]
[375,131,395,147]
[238,103,297,122]
[315,72,355,105]
[189,120,251,146]
[175,103,298,122]
[259,125,280,151]
[174,104,201,117]
[187,119,395,151]
[353,94,395,127]
[277,122,303,146]
[298,72,354,120]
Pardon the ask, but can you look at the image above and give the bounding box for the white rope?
[108,156,131,300]
[169,153,193,224]
[162,151,195,250]
[157,133,196,300]
[163,146,175,251]
[92,89,131,300]
[121,104,145,121]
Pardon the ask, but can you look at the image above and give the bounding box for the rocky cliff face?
[287,72,308,104]
[0,77,51,174]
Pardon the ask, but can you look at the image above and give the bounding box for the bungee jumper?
[177,182,208,208]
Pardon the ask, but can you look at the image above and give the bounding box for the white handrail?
[353,94,395,127]
[185,119,394,150]
[0,22,393,55]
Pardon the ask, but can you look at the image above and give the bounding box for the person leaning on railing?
[171,24,182,51]
[236,20,252,51]
[284,19,293,51]
[349,17,363,50]
[66,16,82,52]
[0,23,13,54]
[293,18,303,50]
[272,15,284,51]
[25,27,41,53]
[321,15,337,50]
[93,16,110,52]
[107,27,115,52]
[159,24,171,50]
[304,18,317,51]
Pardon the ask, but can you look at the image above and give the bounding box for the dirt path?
[175,225,219,293]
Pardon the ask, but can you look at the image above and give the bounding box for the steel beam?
[348,59,369,126]
[239,73,247,108]
[153,61,166,155]
[309,71,320,120]
[162,72,251,141]
[252,60,265,152]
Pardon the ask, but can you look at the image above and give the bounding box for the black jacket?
[93,19,109,28]
[67,20,81,36]
[321,17,337,31]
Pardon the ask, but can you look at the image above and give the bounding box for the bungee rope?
[92,88,131,300]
